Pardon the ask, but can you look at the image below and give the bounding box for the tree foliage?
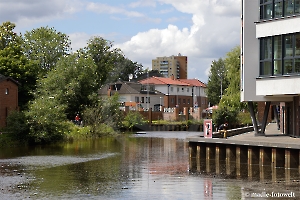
[206,58,228,106]
[0,22,39,108]
[213,46,248,126]
[22,26,71,73]
[219,46,246,111]
[85,37,122,87]
[83,93,123,134]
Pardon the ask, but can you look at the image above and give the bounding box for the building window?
[146,97,150,103]
[187,99,190,104]
[260,0,273,20]
[260,37,272,76]
[260,32,300,76]
[135,96,139,103]
[170,87,173,92]
[183,99,186,104]
[187,88,189,92]
[141,97,144,103]
[181,88,184,92]
[5,88,9,95]
[177,87,179,92]
[260,0,300,20]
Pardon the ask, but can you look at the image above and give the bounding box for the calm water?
[0,131,299,200]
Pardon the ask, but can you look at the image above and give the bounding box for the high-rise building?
[152,54,187,79]
[242,0,300,137]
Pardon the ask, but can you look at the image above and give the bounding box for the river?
[0,131,299,199]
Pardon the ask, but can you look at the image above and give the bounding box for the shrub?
[4,111,30,142]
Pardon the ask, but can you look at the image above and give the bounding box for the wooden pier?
[187,123,300,182]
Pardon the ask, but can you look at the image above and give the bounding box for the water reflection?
[189,144,300,199]
[0,133,299,199]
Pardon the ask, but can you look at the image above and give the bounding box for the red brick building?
[0,75,19,128]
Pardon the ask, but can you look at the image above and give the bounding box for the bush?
[4,111,30,142]
[122,111,146,131]
[212,106,238,128]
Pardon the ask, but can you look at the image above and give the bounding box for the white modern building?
[242,0,300,137]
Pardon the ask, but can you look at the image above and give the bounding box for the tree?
[83,93,123,134]
[25,51,99,142]
[85,36,123,87]
[22,26,71,73]
[106,55,144,83]
[213,46,247,126]
[0,22,39,108]
[219,46,246,111]
[206,58,228,106]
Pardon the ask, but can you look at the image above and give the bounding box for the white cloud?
[0,0,83,31]
[86,2,144,18]
[115,0,240,82]
[129,0,156,8]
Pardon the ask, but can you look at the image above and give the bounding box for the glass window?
[264,38,272,59]
[275,1,283,18]
[295,0,300,13]
[295,33,300,56]
[274,36,282,59]
[135,96,139,103]
[284,0,294,15]
[141,97,144,103]
[265,3,273,19]
[274,60,282,74]
[284,59,293,74]
[260,0,273,19]
[260,62,272,75]
[284,35,294,57]
[295,58,300,73]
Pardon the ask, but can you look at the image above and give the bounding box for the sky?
[0,0,240,83]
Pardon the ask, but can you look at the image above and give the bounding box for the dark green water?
[0,132,299,199]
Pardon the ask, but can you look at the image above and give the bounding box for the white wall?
[256,17,300,38]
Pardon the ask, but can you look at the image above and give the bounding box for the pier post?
[285,149,291,184]
[236,146,241,178]
[216,145,220,174]
[226,145,236,175]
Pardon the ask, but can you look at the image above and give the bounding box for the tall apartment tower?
[242,0,300,137]
[152,54,187,79]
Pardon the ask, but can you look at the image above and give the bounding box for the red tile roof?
[178,79,206,87]
[139,76,206,87]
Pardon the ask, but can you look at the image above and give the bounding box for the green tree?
[22,26,71,73]
[206,58,228,105]
[0,21,39,108]
[83,93,123,134]
[25,51,99,142]
[85,36,123,87]
[213,46,247,126]
[107,55,144,82]
[220,46,246,111]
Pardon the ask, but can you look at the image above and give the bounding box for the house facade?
[0,75,19,128]
[241,0,300,137]
[98,76,208,115]
[138,76,207,113]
